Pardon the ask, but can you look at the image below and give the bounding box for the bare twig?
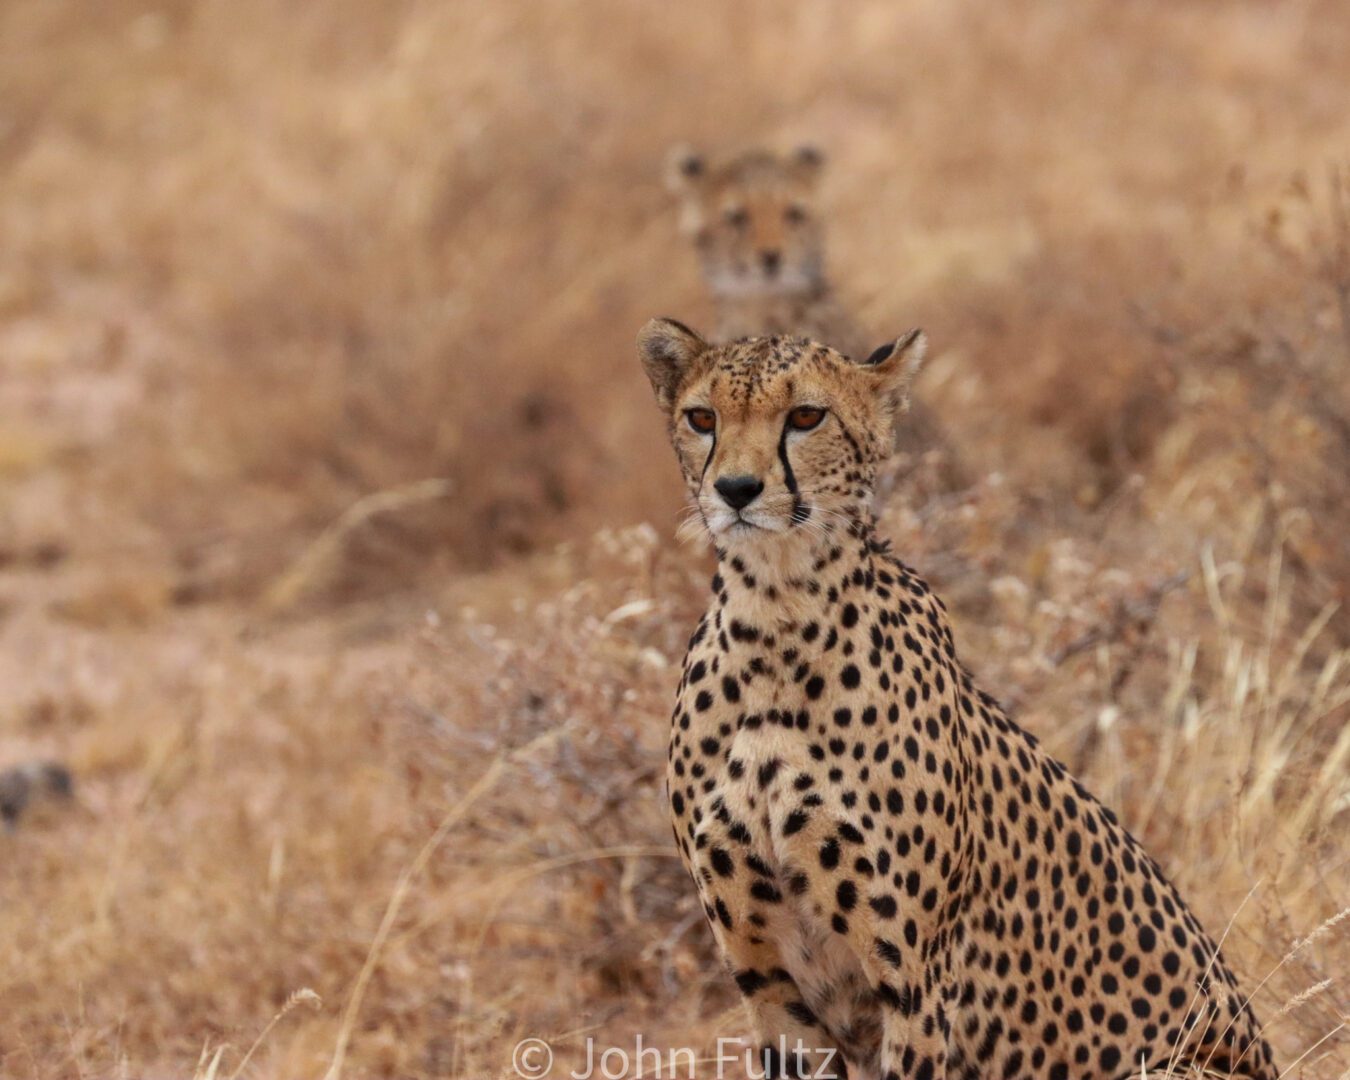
[1049,571,1191,667]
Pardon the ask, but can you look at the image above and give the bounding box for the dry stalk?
[263,478,453,612]
[322,724,567,1080]
[227,988,321,1080]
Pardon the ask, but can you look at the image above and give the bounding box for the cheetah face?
[638,320,926,552]
[667,146,826,299]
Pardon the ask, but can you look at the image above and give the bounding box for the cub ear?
[789,144,825,183]
[665,144,707,194]
[638,318,710,409]
[860,329,927,413]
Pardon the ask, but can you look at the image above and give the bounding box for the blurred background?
[1,1,1348,1077]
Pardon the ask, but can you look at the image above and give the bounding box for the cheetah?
[666,146,955,482]
[666,145,856,350]
[637,319,1277,1080]
[0,760,73,830]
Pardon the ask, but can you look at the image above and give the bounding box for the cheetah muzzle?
[638,320,1278,1080]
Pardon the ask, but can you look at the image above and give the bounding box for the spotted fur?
[638,321,1277,1080]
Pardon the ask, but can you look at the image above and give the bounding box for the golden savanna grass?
[0,1,1348,1077]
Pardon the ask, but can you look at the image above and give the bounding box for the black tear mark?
[701,427,717,485]
[777,425,798,494]
[777,422,802,522]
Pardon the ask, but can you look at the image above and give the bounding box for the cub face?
[667,146,827,298]
[637,319,927,555]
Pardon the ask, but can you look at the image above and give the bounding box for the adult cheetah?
[638,319,1277,1080]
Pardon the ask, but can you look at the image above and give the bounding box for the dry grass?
[1,1,1349,1077]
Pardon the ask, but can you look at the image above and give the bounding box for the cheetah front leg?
[684,828,847,1079]
[827,898,951,1080]
[712,918,850,1080]
[774,812,952,1080]
[875,978,950,1080]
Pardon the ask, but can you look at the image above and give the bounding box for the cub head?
[666,145,826,299]
[638,319,927,554]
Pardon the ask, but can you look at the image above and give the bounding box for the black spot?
[729,620,760,643]
[715,898,732,928]
[785,1001,819,1028]
[870,894,898,918]
[750,881,783,903]
[876,939,903,967]
[838,823,865,844]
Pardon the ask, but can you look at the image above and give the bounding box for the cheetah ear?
[861,329,927,413]
[665,144,707,194]
[638,318,710,410]
[789,144,825,183]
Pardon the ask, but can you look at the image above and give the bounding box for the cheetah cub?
[638,320,1276,1080]
[666,147,954,482]
[666,145,856,350]
[0,761,73,830]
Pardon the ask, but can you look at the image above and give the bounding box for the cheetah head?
[638,319,927,554]
[666,145,826,299]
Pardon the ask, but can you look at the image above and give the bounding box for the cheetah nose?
[714,475,765,511]
[760,249,782,274]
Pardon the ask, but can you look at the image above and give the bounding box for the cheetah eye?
[784,203,809,225]
[723,205,750,228]
[685,408,717,434]
[787,406,826,431]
